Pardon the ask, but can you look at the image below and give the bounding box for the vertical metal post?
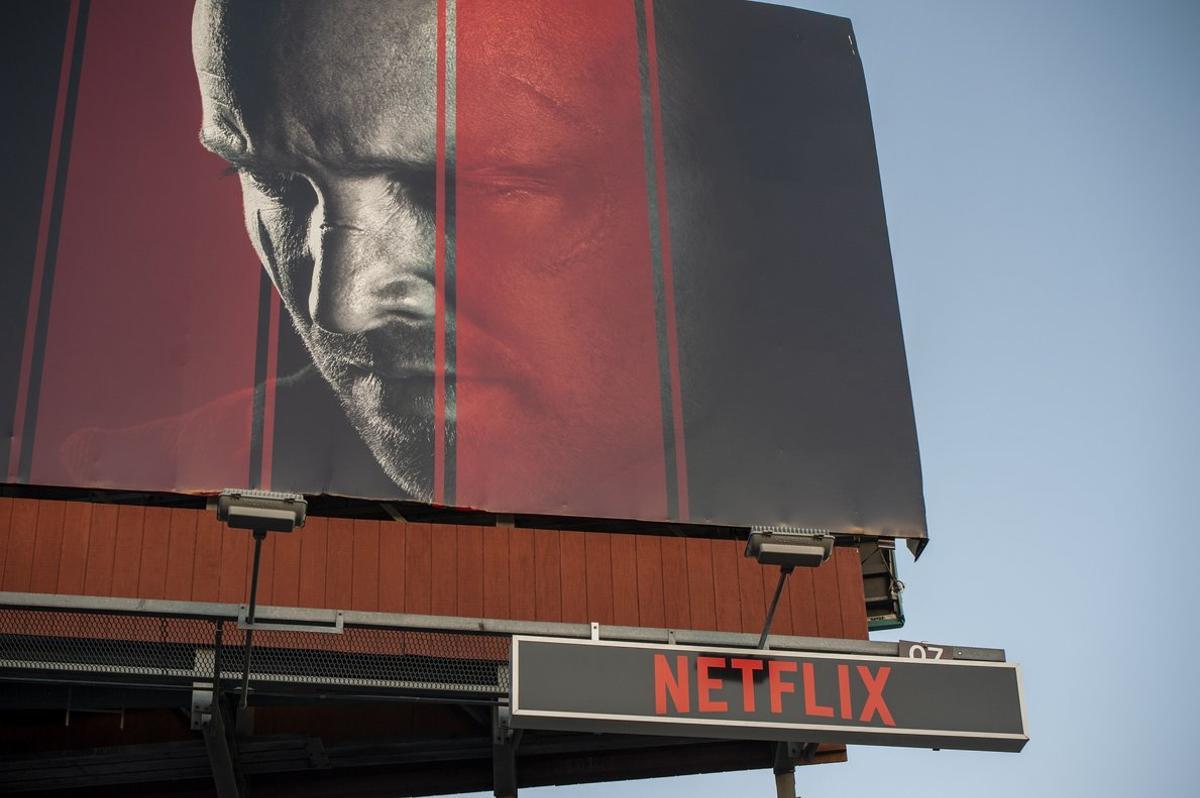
[239,528,267,710]
[758,566,794,649]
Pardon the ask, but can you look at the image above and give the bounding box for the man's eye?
[246,169,299,198]
[229,166,309,203]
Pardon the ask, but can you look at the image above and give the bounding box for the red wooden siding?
[0,497,868,638]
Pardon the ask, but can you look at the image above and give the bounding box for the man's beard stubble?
[304,320,438,501]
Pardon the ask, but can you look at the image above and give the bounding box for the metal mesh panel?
[0,608,217,682]
[0,608,510,697]
[226,624,511,694]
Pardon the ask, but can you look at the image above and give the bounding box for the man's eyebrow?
[198,129,248,163]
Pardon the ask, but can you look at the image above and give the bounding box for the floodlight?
[217,489,307,533]
[744,527,833,569]
[215,488,307,712]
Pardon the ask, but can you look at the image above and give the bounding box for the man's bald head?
[192,0,437,169]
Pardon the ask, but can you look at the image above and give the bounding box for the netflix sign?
[511,637,1028,753]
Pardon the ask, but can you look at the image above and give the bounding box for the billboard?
[1,0,926,539]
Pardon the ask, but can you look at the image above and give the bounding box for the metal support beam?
[239,529,268,710]
[201,700,243,798]
[492,705,519,798]
[758,566,794,649]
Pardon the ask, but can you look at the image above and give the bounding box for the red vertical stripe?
[432,0,448,502]
[641,0,689,518]
[7,0,80,481]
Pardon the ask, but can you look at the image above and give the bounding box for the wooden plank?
[351,519,380,611]
[684,538,716,632]
[82,503,119,597]
[404,522,432,614]
[271,518,302,607]
[583,532,614,625]
[377,520,405,613]
[609,533,639,626]
[559,531,587,623]
[481,525,510,619]
[508,527,535,621]
[216,520,249,604]
[834,546,868,640]
[56,500,93,595]
[634,535,665,628]
[324,518,354,609]
[109,505,146,597]
[456,525,484,618]
[2,498,40,592]
[786,560,820,637]
[533,529,562,622]
[135,506,171,600]
[163,509,197,601]
[430,524,458,616]
[28,500,66,594]
[296,515,328,609]
[811,554,844,638]
[710,538,742,633]
[190,510,222,602]
[735,545,766,634]
[660,536,690,629]
[0,499,13,585]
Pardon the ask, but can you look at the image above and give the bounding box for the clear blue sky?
[476,1,1200,795]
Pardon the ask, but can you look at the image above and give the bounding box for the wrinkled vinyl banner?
[0,0,926,540]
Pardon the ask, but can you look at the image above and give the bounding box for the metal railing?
[0,591,1005,705]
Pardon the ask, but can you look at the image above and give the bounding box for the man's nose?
[307,178,435,334]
